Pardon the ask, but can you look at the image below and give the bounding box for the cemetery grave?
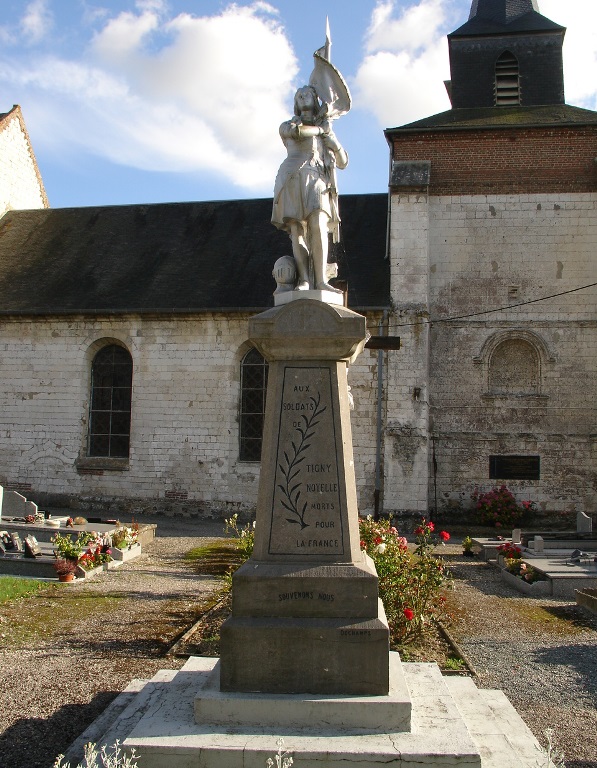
[0,486,153,580]
[470,510,597,599]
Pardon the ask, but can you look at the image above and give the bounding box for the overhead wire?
[386,281,597,329]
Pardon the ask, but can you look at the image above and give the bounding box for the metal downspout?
[374,143,394,520]
[374,313,388,520]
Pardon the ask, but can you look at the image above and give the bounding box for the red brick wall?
[390,126,597,195]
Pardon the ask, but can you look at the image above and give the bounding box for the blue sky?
[2,0,596,208]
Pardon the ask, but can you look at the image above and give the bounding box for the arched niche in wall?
[474,330,555,399]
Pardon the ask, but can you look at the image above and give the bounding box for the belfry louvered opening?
[495,51,520,105]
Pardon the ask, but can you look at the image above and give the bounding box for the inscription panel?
[268,366,344,556]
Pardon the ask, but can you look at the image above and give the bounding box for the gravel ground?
[0,516,225,768]
[444,552,597,768]
[0,519,595,768]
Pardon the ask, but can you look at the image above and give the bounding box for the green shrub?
[472,485,535,528]
[359,517,450,641]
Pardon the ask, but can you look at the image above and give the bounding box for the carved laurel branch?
[277,392,326,529]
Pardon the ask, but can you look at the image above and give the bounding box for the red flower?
[428,521,435,532]
[360,540,366,549]
[404,608,414,621]
[439,531,450,541]
[374,536,383,545]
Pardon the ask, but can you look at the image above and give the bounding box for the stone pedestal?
[219,299,390,695]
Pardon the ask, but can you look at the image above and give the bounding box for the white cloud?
[541,0,597,110]
[2,2,298,192]
[90,8,161,62]
[366,0,447,54]
[354,0,452,128]
[21,0,53,44]
[354,0,597,129]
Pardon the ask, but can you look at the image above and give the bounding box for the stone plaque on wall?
[268,365,344,556]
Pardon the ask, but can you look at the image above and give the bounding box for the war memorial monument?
[67,27,549,768]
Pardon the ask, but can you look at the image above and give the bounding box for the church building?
[0,0,595,524]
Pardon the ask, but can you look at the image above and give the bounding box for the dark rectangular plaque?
[268,366,344,557]
[365,336,401,350]
[489,455,540,481]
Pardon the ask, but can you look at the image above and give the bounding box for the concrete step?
[55,670,179,768]
[54,658,549,768]
[445,676,544,767]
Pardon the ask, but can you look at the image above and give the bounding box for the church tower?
[447,0,565,109]
[382,0,597,523]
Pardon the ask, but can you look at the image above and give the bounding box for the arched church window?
[88,345,133,458]
[489,339,538,395]
[239,347,268,462]
[495,51,520,105]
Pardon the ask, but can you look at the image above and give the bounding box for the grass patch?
[184,540,244,577]
[0,576,48,604]
[509,601,595,635]
[0,586,126,648]
[443,656,465,671]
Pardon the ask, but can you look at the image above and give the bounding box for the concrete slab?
[58,679,150,767]
[470,538,509,561]
[54,655,552,768]
[124,657,481,768]
[519,552,597,598]
[194,653,412,732]
[576,587,597,615]
[446,678,544,768]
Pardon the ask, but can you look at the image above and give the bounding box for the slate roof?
[386,104,597,134]
[0,194,389,315]
[451,0,564,36]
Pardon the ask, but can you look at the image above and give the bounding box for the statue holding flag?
[272,22,351,293]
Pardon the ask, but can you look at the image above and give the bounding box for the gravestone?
[1,488,39,518]
[219,299,390,695]
[577,510,593,533]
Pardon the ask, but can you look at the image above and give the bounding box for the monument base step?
[195,652,411,731]
[55,654,548,768]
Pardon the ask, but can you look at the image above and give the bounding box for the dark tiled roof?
[386,104,597,133]
[451,3,564,37]
[0,195,389,315]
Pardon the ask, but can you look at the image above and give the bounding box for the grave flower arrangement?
[51,531,94,561]
[111,525,139,550]
[359,516,451,641]
[77,533,112,571]
[52,530,112,571]
[497,542,522,559]
[462,536,475,556]
[472,485,535,528]
[505,558,545,583]
[53,557,78,578]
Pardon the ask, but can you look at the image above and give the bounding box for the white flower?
[376,543,387,554]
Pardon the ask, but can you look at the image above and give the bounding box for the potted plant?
[462,536,474,557]
[53,558,77,582]
[51,531,93,560]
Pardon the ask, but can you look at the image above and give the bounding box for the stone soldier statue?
[272,22,351,294]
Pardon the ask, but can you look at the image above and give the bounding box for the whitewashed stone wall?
[0,312,380,518]
[0,108,47,217]
[384,192,431,514]
[387,192,597,517]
